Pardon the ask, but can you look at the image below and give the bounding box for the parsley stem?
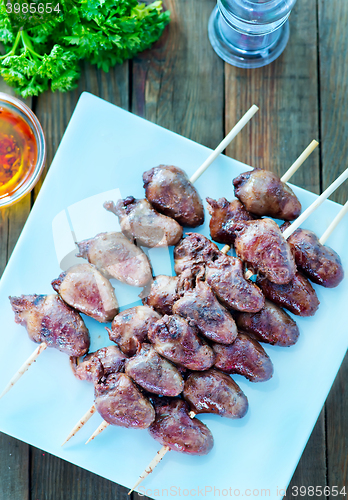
[0,31,21,59]
[21,31,44,59]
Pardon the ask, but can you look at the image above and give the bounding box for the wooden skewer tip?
[244,270,254,280]
[283,167,348,240]
[319,199,348,245]
[189,104,259,184]
[280,140,319,183]
[128,446,170,495]
[85,420,110,444]
[221,245,230,255]
[61,404,97,446]
[0,342,47,400]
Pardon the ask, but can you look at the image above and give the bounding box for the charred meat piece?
[256,272,320,317]
[234,218,296,284]
[233,168,301,220]
[104,198,183,248]
[95,373,155,429]
[173,276,238,345]
[206,197,254,244]
[183,369,248,418]
[143,165,204,227]
[9,294,89,357]
[142,275,179,315]
[281,224,344,288]
[234,300,299,347]
[51,263,118,323]
[76,232,152,288]
[149,397,214,455]
[174,232,221,275]
[148,314,215,371]
[107,306,161,356]
[73,345,126,384]
[125,343,184,396]
[205,254,265,313]
[213,332,274,382]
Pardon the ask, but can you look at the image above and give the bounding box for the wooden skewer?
[220,141,320,256]
[189,105,259,184]
[319,200,348,245]
[283,167,348,240]
[128,410,198,495]
[61,404,97,446]
[0,342,47,400]
[280,140,319,183]
[85,419,110,444]
[128,445,170,495]
[221,245,230,255]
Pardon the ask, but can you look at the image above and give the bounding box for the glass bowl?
[0,92,46,208]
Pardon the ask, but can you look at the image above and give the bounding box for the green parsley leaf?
[0,0,170,97]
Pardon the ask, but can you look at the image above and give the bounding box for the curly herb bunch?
[0,0,170,97]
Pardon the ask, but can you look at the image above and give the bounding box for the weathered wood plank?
[326,354,348,499]
[132,0,224,149]
[286,410,327,500]
[318,2,348,496]
[0,82,31,500]
[30,447,129,500]
[318,0,348,204]
[0,434,29,500]
[224,0,327,494]
[225,2,320,194]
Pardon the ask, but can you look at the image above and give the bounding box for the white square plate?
[0,92,347,500]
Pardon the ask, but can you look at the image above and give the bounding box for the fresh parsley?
[0,0,170,97]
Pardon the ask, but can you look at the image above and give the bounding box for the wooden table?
[0,1,347,498]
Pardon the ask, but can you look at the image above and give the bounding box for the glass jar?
[0,92,46,208]
[208,0,297,68]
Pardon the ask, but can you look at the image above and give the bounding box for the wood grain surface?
[0,0,347,498]
[317,2,348,500]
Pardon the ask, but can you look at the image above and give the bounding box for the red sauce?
[0,106,37,200]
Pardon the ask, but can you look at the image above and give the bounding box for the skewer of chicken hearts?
[209,179,347,318]
[149,234,299,347]
[128,370,249,495]
[255,174,348,313]
[215,140,318,254]
[255,203,347,315]
[103,105,259,248]
[205,201,320,316]
[217,147,348,288]
[0,263,121,400]
[83,286,264,444]
[85,341,189,444]
[233,139,319,220]
[173,232,265,313]
[63,305,163,444]
[84,312,218,443]
[218,195,346,290]
[65,301,219,443]
[0,294,90,400]
[279,200,348,288]
[63,342,186,445]
[214,141,318,283]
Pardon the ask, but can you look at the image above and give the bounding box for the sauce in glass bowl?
[0,93,45,208]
